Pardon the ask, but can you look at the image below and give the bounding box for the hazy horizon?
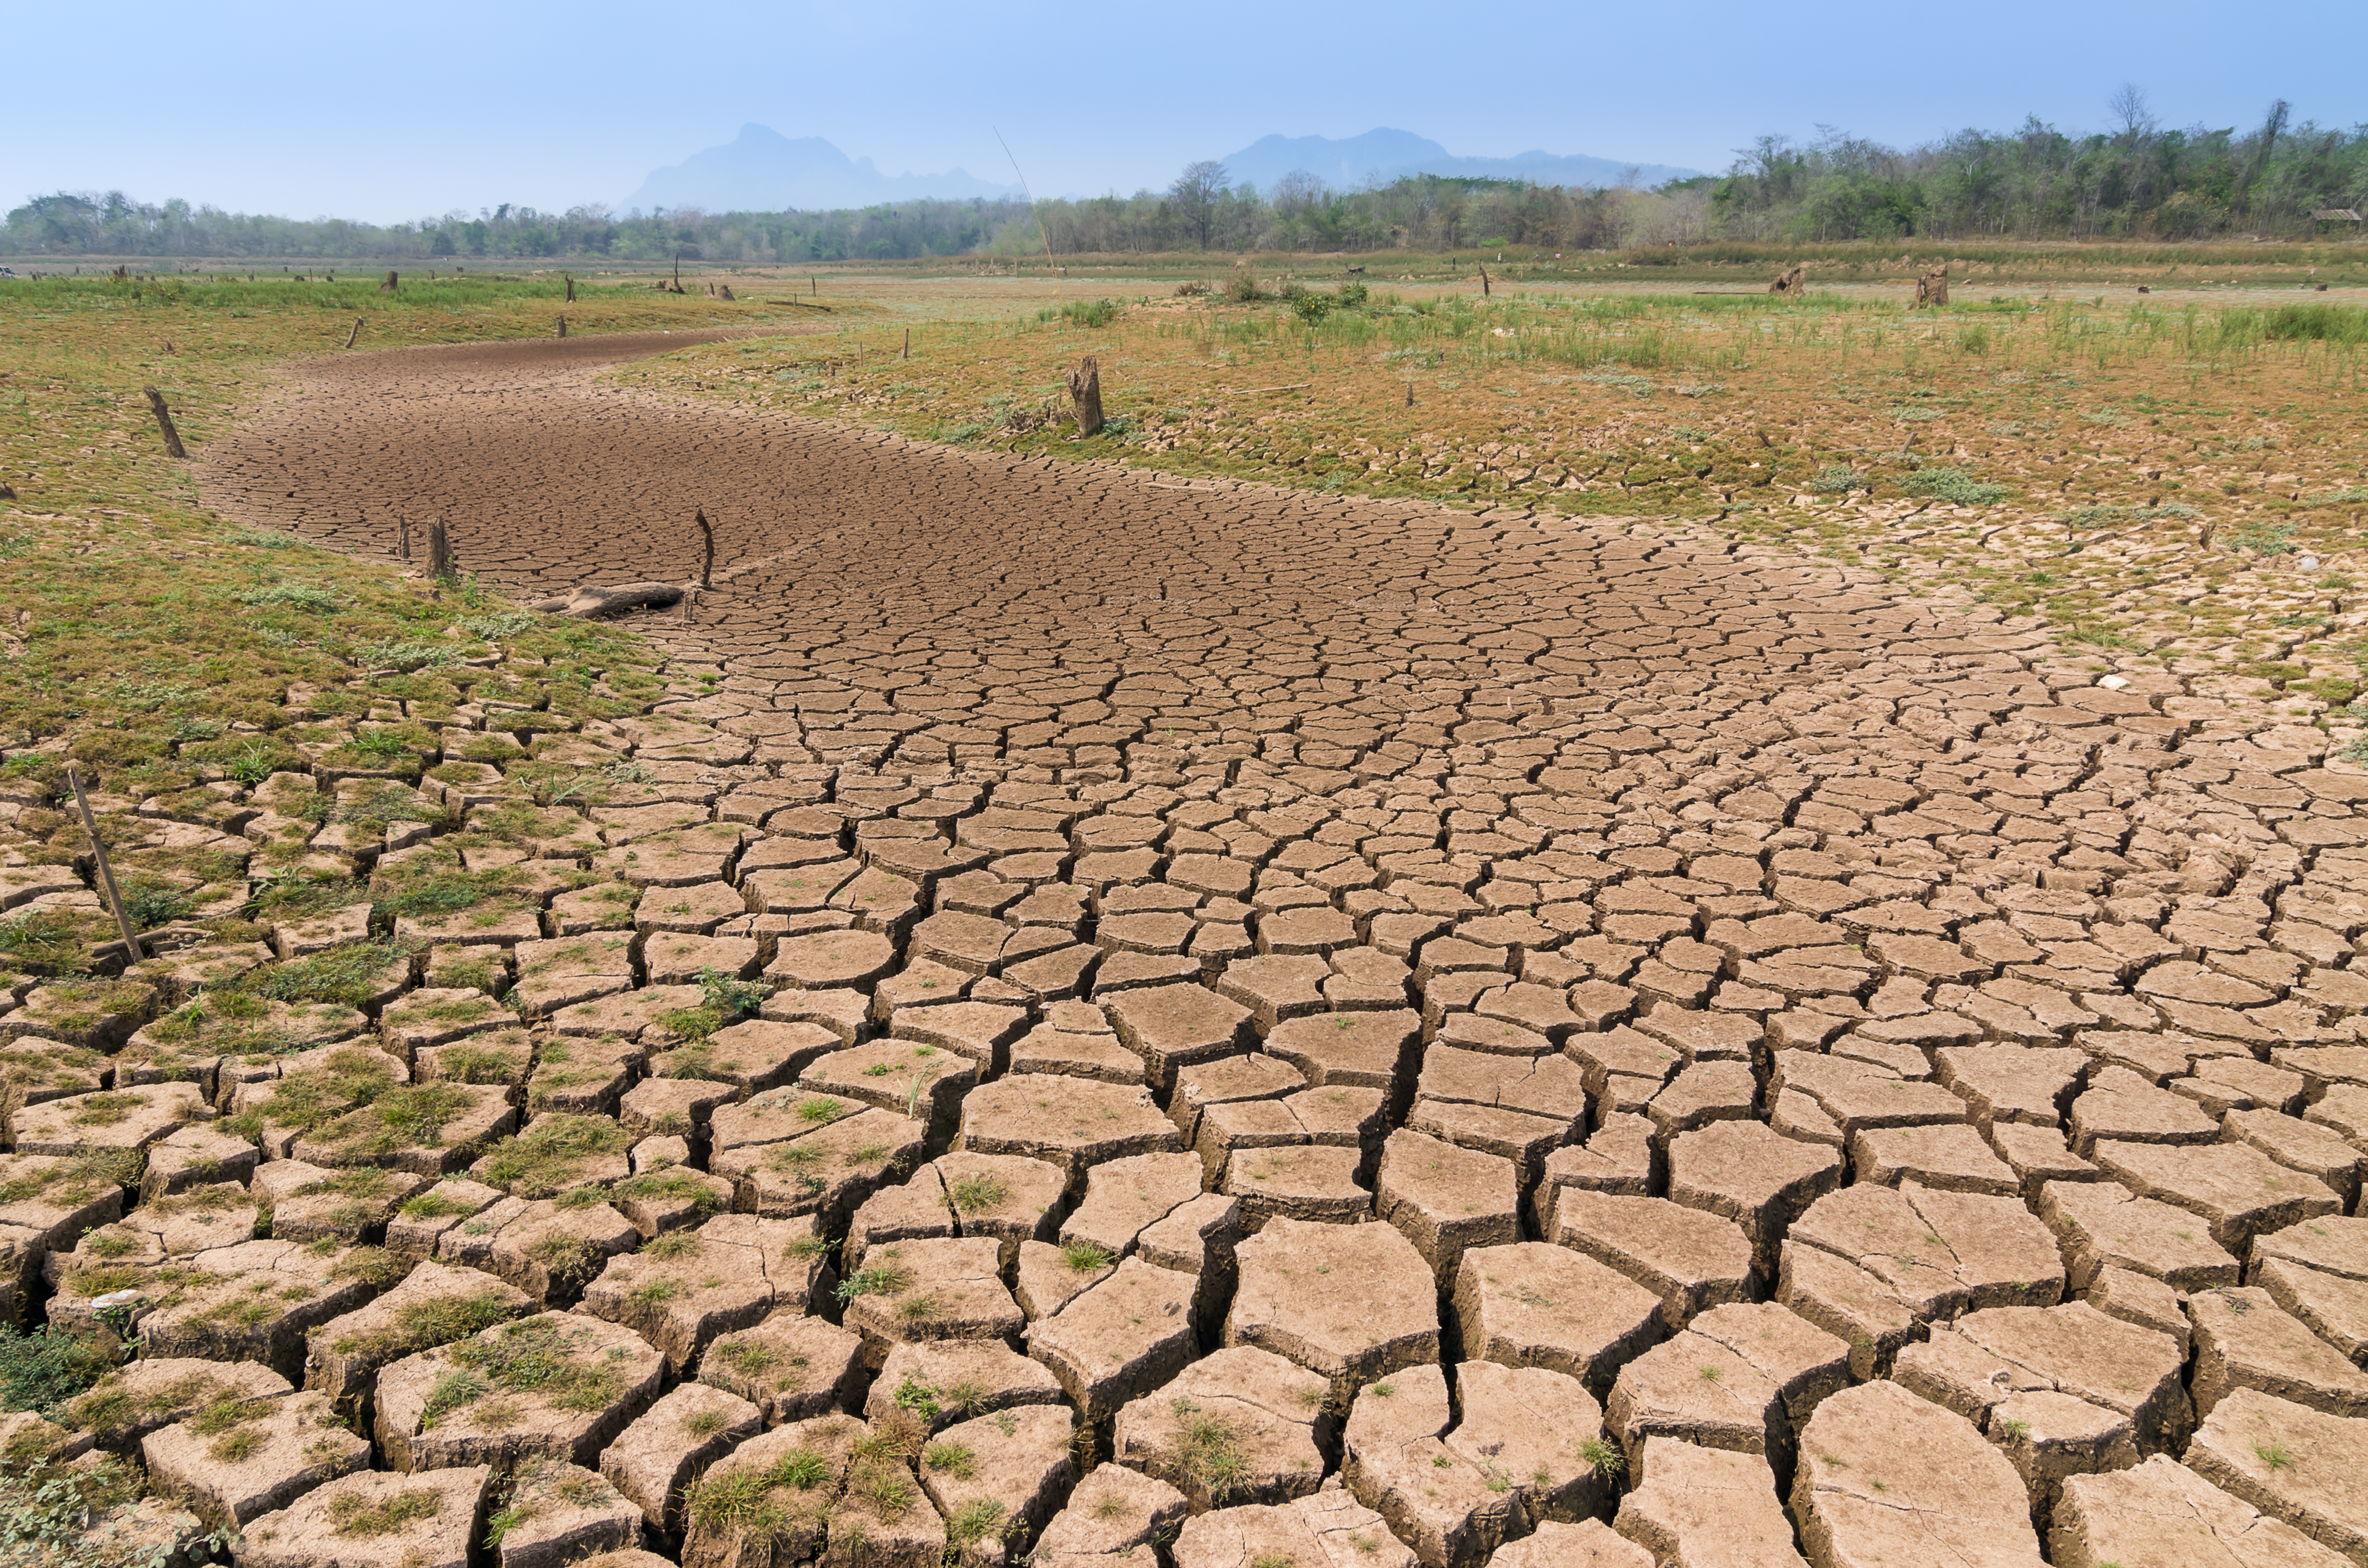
[5,0,2357,225]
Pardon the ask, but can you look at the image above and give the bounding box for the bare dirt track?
[188,329,2368,1567]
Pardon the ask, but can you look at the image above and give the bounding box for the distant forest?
[7,102,2363,262]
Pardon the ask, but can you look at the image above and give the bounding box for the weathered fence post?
[695,508,715,589]
[557,316,567,339]
[1065,357,1104,438]
[345,318,363,349]
[142,386,187,459]
[427,516,454,581]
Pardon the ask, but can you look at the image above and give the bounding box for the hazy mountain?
[623,125,1019,213]
[1216,127,1696,193]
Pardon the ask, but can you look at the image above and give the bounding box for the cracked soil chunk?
[236,1463,491,1568]
[1614,1436,1808,1568]
[1791,1378,2047,1568]
[2184,1388,2368,1557]
[1451,1241,1663,1397]
[1226,1216,1439,1399]
[2049,1453,2355,1568]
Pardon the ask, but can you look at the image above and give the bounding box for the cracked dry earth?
[21,331,2368,1568]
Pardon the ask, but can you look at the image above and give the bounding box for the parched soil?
[38,327,2362,1566]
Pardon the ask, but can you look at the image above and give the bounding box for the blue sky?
[5,0,2357,222]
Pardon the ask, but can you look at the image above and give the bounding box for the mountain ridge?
[1215,127,1697,193]
[622,124,1019,213]
[622,124,1696,215]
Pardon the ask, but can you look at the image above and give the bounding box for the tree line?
[5,96,2361,262]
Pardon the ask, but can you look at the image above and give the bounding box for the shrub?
[1292,293,1332,325]
[1060,299,1118,328]
[1900,466,2009,505]
[1810,465,1869,493]
[1224,274,1263,303]
[0,1328,117,1419]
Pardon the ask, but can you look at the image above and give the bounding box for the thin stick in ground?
[68,765,143,962]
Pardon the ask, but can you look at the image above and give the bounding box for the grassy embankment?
[0,272,794,970]
[625,269,2368,718]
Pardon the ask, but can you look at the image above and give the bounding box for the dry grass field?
[619,265,2368,735]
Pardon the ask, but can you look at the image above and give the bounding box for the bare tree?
[2239,99,2292,218]
[1170,160,1230,249]
[1272,171,1328,216]
[2108,83,2155,138]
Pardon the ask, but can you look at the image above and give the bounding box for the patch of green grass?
[327,1487,443,1536]
[473,1114,631,1196]
[1172,1398,1250,1502]
[1060,1238,1114,1272]
[1578,1437,1624,1480]
[836,1260,915,1302]
[946,1496,1006,1545]
[0,1329,123,1421]
[947,1173,1008,1212]
[922,1440,976,1479]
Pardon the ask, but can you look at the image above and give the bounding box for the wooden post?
[565,274,576,303]
[902,329,910,359]
[427,516,454,581]
[345,318,362,349]
[557,316,567,339]
[142,386,187,459]
[672,252,681,290]
[1480,266,1491,295]
[695,508,715,588]
[1406,380,1414,408]
[1065,356,1104,437]
[67,765,142,963]
[398,516,411,561]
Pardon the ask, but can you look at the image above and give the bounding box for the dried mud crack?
[19,330,2368,1568]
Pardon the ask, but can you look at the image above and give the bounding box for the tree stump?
[381,270,398,291]
[427,517,455,582]
[1913,267,1949,308]
[719,284,735,300]
[557,316,567,339]
[1066,356,1105,438]
[142,387,187,460]
[1769,265,1805,295]
[398,517,411,561]
[565,275,576,303]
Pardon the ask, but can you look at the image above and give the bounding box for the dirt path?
[194,331,2368,1562]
